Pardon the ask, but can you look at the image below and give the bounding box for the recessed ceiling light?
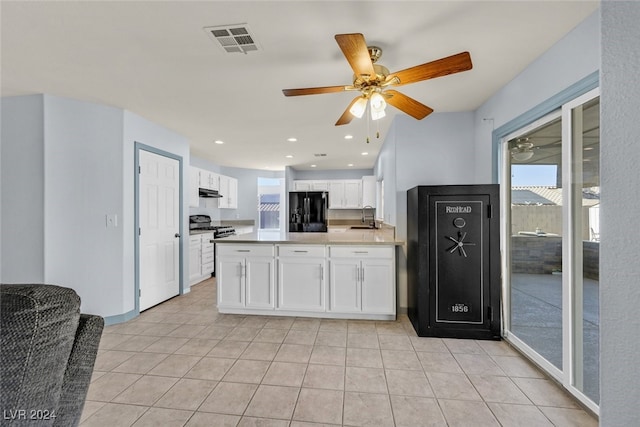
[285,155,293,158]
[287,137,297,142]
[214,140,224,144]
[347,163,354,167]
[361,152,369,156]
[310,164,317,168]
[344,135,353,140]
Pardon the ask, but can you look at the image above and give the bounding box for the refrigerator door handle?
[304,197,310,225]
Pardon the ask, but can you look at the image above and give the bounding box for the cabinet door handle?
[361,267,364,282]
[320,265,324,280]
[353,251,369,254]
[294,250,308,253]
[236,249,250,252]
[356,267,359,282]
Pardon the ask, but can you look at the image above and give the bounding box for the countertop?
[212,230,403,245]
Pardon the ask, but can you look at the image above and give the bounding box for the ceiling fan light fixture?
[370,92,386,112]
[349,97,367,118]
[371,108,386,121]
[511,138,534,161]
[511,150,534,161]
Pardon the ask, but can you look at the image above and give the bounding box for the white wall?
[1,95,192,319]
[43,96,125,316]
[373,120,398,227]
[374,112,476,310]
[1,95,45,283]
[600,2,640,425]
[474,11,600,183]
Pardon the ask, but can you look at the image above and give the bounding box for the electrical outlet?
[106,214,118,228]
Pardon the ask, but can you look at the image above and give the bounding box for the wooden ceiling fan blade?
[388,51,472,86]
[335,33,376,79]
[282,85,348,96]
[384,90,434,120]
[335,97,361,126]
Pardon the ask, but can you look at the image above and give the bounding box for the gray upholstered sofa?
[0,284,104,426]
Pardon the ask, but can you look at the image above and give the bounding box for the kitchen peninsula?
[214,230,402,320]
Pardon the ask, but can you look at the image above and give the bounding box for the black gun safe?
[407,185,501,340]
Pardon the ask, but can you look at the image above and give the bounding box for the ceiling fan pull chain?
[366,103,371,143]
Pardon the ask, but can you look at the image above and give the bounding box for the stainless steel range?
[189,215,236,238]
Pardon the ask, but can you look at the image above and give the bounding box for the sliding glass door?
[503,89,599,411]
[564,94,600,405]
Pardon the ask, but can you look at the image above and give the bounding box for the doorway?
[257,177,284,231]
[136,146,182,311]
[502,89,600,411]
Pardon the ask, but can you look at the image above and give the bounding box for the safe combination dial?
[445,230,475,257]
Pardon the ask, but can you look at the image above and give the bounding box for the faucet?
[361,205,376,228]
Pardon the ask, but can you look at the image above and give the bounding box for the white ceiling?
[1,1,598,171]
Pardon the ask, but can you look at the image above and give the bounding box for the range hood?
[199,188,223,198]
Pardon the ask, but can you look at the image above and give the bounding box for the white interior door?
[139,149,180,311]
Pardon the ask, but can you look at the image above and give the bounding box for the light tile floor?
[82,278,598,426]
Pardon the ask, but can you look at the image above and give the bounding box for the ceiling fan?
[282,33,473,126]
[511,138,535,161]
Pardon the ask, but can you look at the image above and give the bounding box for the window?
[502,89,600,411]
[257,177,283,231]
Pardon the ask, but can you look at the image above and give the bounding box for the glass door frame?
[500,88,600,415]
[500,110,564,382]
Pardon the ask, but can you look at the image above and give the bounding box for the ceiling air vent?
[314,154,327,157]
[204,24,260,54]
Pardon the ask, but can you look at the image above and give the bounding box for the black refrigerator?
[407,185,501,340]
[289,191,328,232]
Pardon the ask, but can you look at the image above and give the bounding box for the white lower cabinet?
[215,243,395,319]
[328,259,361,313]
[189,236,202,283]
[201,233,214,276]
[328,246,395,315]
[277,245,326,312]
[217,244,275,310]
[189,233,215,285]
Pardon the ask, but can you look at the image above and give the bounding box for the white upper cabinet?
[343,180,362,209]
[311,181,329,191]
[361,175,376,208]
[328,180,361,209]
[293,181,311,191]
[218,175,238,209]
[294,178,370,209]
[228,177,238,209]
[199,169,220,191]
[190,166,238,209]
[293,180,329,192]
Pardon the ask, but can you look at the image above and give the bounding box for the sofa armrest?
[54,314,104,427]
[1,284,80,426]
